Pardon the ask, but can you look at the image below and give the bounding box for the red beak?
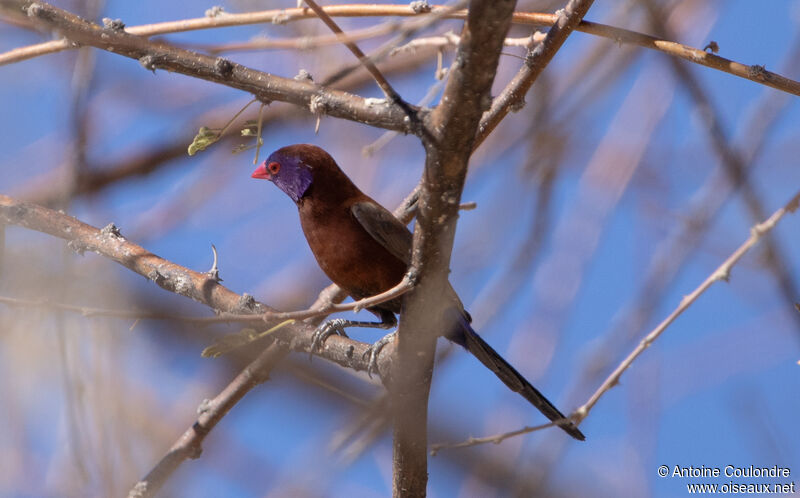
[251,161,270,180]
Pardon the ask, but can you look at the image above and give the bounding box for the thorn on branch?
[703,40,719,53]
[309,94,328,134]
[206,244,222,282]
[102,18,126,31]
[309,94,329,116]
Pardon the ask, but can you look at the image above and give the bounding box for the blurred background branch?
[1,0,799,496]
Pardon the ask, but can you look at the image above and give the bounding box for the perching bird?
[252,144,585,441]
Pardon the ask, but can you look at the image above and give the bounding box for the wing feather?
[350,201,412,265]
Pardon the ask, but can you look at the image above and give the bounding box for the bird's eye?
[268,161,281,175]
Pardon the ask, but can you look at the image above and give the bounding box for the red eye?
[268,161,280,175]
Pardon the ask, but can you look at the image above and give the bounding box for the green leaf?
[202,328,259,358]
[187,126,220,156]
[201,319,295,358]
[231,143,254,154]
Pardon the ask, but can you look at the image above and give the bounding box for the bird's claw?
[309,319,350,359]
[362,331,396,378]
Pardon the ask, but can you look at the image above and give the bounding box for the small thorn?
[459,201,477,211]
[206,244,222,282]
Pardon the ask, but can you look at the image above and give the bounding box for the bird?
[252,144,585,441]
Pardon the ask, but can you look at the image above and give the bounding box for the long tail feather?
[446,310,585,441]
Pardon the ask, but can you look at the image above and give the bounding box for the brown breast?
[298,195,407,301]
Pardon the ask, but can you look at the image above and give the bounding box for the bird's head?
[251,145,316,203]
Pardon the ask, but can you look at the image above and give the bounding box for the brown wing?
[350,201,412,265]
[351,200,471,316]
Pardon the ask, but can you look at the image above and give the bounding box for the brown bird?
[252,144,585,441]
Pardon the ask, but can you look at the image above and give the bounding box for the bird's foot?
[310,318,350,358]
[362,331,396,378]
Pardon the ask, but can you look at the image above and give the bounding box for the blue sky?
[1,1,799,496]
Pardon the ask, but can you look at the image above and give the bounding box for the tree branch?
[1,191,403,362]
[387,0,520,494]
[576,190,800,422]
[641,0,800,338]
[3,0,418,133]
[432,189,800,450]
[127,343,287,498]
[474,0,597,150]
[3,4,799,96]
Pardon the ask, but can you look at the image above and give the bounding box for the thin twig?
[390,31,542,55]
[474,0,597,151]
[430,419,560,454]
[0,271,411,325]
[302,0,401,103]
[3,4,798,96]
[575,190,800,421]
[127,344,287,498]
[642,0,800,338]
[2,1,417,134]
[432,189,800,451]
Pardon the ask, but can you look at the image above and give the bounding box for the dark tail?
[446,310,585,441]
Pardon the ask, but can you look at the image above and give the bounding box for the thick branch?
[3,0,417,133]
[387,0,518,495]
[3,4,798,96]
[1,193,397,364]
